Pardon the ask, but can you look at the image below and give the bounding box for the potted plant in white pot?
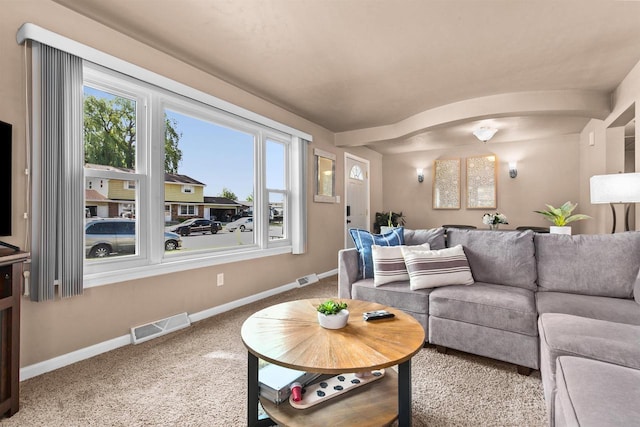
[534,201,591,234]
[316,300,349,329]
[374,211,406,234]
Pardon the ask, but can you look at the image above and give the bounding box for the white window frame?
[83,68,149,274]
[79,61,306,288]
[125,180,136,190]
[181,185,194,194]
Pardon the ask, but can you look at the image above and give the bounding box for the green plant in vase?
[373,211,406,233]
[316,300,349,329]
[316,300,348,315]
[534,201,590,234]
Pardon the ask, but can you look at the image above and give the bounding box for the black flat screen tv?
[0,120,11,237]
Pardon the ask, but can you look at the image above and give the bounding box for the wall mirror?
[314,148,337,203]
[433,158,461,209]
[466,155,497,209]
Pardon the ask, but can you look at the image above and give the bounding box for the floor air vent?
[296,273,319,287]
[131,312,191,344]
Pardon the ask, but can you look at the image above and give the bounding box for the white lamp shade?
[590,173,640,204]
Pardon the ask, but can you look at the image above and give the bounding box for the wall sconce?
[417,168,424,183]
[508,161,517,178]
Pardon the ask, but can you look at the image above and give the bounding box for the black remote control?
[363,310,395,321]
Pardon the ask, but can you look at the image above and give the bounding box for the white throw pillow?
[372,243,430,286]
[400,244,474,290]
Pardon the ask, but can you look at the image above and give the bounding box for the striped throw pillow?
[372,244,430,286]
[401,244,474,290]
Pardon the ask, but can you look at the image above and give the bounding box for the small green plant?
[534,201,591,226]
[373,211,406,233]
[316,300,348,315]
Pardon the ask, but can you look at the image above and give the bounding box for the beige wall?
[381,135,584,232]
[2,1,381,367]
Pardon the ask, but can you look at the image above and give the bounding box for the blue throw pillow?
[349,227,405,279]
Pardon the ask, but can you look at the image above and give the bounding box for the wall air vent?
[296,273,319,287]
[131,312,191,344]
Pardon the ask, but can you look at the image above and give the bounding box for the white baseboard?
[20,269,337,381]
[20,335,132,381]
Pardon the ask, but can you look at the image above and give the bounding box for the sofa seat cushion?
[555,356,640,427]
[535,232,640,298]
[537,291,640,325]
[352,279,432,315]
[539,313,640,376]
[429,282,537,336]
[446,229,537,290]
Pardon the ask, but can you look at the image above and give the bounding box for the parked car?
[169,218,221,236]
[225,217,254,232]
[231,211,252,221]
[85,218,182,258]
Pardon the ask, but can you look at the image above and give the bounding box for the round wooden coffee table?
[241,298,425,427]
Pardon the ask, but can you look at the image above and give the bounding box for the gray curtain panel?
[30,42,84,301]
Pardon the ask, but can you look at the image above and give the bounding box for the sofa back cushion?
[446,228,537,290]
[535,232,640,298]
[403,227,446,249]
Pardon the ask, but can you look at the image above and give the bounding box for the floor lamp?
[590,173,640,233]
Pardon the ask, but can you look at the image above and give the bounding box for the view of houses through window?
[83,66,289,266]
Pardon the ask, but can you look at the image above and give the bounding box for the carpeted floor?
[2,276,546,426]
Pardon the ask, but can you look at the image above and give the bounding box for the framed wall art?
[432,158,461,209]
[313,148,337,203]
[466,155,497,209]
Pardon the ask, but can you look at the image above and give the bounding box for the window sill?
[83,246,292,289]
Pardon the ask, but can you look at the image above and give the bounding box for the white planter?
[550,226,572,235]
[380,226,397,234]
[317,310,350,329]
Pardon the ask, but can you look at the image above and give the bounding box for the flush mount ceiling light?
[473,127,498,143]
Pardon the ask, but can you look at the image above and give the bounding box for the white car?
[225,217,253,232]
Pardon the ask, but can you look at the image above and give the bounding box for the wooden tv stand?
[0,248,29,417]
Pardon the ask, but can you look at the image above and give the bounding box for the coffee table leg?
[398,359,412,427]
[247,353,276,427]
[247,352,259,426]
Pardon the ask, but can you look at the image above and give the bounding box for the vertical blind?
[30,42,84,301]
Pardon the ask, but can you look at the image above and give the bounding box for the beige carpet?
[1,276,546,426]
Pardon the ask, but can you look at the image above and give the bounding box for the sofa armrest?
[338,248,360,299]
[635,268,640,305]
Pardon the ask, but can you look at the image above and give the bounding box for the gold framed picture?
[466,155,497,209]
[313,148,337,203]
[432,158,461,209]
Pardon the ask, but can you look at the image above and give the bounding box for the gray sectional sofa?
[338,227,640,426]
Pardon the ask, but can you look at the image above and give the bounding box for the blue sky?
[166,110,255,200]
[85,86,285,201]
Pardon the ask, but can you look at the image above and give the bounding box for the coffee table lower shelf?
[260,369,398,427]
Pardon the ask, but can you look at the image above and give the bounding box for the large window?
[81,62,305,286]
[22,25,310,293]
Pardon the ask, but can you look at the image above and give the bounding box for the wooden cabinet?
[0,249,29,418]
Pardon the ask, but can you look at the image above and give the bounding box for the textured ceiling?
[52,0,640,152]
